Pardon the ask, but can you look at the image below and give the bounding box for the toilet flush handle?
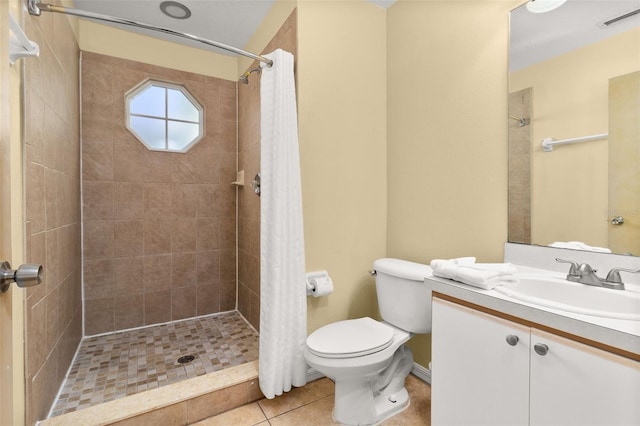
[369,270,376,276]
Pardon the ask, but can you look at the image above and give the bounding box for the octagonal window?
[125,80,204,152]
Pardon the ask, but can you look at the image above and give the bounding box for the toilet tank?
[373,258,433,334]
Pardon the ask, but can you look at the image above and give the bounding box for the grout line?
[255,401,270,426]
[260,381,335,420]
[256,399,269,420]
[265,394,334,424]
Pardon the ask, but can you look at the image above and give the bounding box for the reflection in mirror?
[508,0,640,256]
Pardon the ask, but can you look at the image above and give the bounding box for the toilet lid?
[306,317,394,358]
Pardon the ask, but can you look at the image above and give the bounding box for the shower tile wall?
[81,52,237,335]
[23,12,83,426]
[237,70,260,331]
[508,88,532,244]
[237,9,297,330]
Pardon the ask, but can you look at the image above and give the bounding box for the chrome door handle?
[1,261,43,293]
[610,216,624,225]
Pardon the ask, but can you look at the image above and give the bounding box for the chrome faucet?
[603,267,640,291]
[555,258,580,282]
[575,263,604,287]
[555,258,639,290]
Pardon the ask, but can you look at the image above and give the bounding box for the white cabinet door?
[432,298,530,426]
[530,329,640,426]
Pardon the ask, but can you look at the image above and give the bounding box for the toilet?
[304,258,432,425]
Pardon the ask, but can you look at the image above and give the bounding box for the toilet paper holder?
[306,270,332,296]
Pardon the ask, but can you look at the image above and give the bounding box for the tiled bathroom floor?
[50,311,259,417]
[193,374,431,426]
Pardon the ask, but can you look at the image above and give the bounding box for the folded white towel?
[549,241,612,253]
[430,258,518,290]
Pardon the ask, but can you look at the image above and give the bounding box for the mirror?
[508,0,640,256]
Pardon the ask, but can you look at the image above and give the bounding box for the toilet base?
[377,387,410,423]
[332,345,414,425]
[333,385,410,426]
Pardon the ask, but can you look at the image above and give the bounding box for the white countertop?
[427,265,640,358]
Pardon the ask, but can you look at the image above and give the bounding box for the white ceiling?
[71,0,639,68]
[510,0,640,71]
[72,0,277,56]
[71,0,399,57]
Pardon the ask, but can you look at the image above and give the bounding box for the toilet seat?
[306,317,395,359]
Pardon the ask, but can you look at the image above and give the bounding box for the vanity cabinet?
[431,297,640,426]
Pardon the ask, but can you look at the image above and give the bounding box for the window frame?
[125,79,205,153]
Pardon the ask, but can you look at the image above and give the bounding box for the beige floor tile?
[190,403,267,426]
[194,374,431,426]
[258,377,335,418]
[268,395,337,426]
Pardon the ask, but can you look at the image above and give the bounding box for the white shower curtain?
[258,49,308,399]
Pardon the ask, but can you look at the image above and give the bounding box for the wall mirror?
[508,0,640,256]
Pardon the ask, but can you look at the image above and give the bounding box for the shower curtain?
[258,49,308,399]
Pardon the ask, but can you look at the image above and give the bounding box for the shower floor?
[50,311,259,417]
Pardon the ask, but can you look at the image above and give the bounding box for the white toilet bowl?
[304,318,415,425]
[303,259,432,426]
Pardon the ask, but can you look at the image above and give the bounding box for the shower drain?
[177,355,195,364]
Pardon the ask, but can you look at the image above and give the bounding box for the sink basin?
[495,276,640,320]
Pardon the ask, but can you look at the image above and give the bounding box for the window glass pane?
[167,88,199,122]
[130,85,166,117]
[130,116,166,149]
[126,80,204,152]
[168,121,199,151]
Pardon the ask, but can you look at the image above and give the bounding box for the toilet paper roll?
[310,277,333,297]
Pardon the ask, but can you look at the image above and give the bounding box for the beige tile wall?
[23,10,83,426]
[508,88,532,245]
[81,52,237,335]
[237,10,297,330]
[237,74,260,331]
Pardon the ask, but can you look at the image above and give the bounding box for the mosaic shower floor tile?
[50,311,259,416]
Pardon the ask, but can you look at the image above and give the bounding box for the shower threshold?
[41,361,261,425]
[47,311,259,420]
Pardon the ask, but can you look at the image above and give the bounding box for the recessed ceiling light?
[526,0,567,14]
[160,1,191,20]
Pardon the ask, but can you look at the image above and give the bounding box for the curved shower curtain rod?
[26,0,274,69]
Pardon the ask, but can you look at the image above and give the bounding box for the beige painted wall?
[387,0,514,366]
[297,0,388,333]
[510,28,640,249]
[79,21,238,80]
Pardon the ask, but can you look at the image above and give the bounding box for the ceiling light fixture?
[159,1,191,19]
[526,0,567,14]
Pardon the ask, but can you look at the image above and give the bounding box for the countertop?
[427,265,640,359]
